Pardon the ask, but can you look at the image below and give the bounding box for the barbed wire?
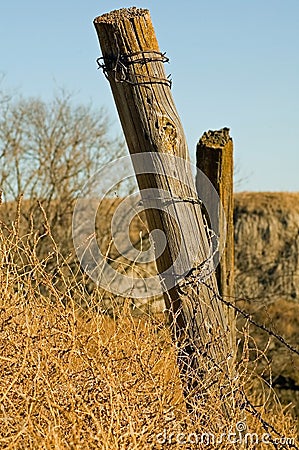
[201,282,299,358]
[97,34,172,88]
[169,300,298,450]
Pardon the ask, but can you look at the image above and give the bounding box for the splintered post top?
[94,7,149,23]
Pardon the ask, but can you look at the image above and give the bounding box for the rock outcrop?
[234,192,299,305]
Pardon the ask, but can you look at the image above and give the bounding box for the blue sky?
[1,0,298,191]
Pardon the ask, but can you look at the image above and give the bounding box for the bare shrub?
[0,90,125,252]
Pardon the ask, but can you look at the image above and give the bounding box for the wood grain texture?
[94,8,235,410]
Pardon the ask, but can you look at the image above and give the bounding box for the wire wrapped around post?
[97,48,172,87]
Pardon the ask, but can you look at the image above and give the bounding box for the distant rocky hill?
[234,192,299,305]
[233,192,299,418]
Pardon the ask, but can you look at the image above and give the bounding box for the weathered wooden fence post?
[94,8,235,415]
[196,128,235,353]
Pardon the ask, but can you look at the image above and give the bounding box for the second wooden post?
[196,127,235,354]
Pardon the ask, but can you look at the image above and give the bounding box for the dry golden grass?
[0,202,298,449]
